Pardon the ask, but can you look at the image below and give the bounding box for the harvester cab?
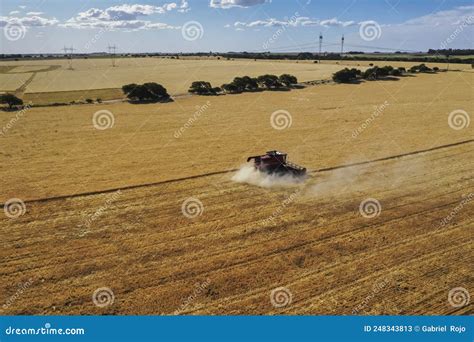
[247,150,306,176]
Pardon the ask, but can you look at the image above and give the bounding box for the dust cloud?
[231,164,305,188]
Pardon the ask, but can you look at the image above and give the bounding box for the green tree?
[0,93,23,108]
[332,68,360,83]
[257,74,282,89]
[122,82,170,102]
[279,74,298,87]
[188,81,216,95]
[221,83,240,94]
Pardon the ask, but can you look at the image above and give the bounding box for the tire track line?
[3,139,473,206]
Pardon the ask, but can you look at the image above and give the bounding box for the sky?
[0,0,473,54]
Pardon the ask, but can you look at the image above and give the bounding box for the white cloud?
[233,16,354,29]
[320,18,355,27]
[9,11,20,15]
[0,15,59,28]
[61,19,178,31]
[210,0,266,9]
[26,11,44,16]
[62,2,187,30]
[178,0,190,13]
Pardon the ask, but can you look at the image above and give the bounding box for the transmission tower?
[318,33,323,63]
[62,46,76,70]
[108,45,118,67]
[341,34,345,56]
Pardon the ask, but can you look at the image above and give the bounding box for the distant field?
[1,57,471,105]
[23,88,124,105]
[0,58,344,95]
[350,53,474,60]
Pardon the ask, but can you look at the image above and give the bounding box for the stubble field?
[0,60,473,315]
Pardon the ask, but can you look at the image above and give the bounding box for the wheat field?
[0,64,473,315]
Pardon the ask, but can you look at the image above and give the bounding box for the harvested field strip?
[4,138,472,206]
[1,141,472,314]
[15,72,37,95]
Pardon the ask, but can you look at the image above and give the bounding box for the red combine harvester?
[247,150,306,176]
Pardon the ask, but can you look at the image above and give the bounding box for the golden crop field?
[1,57,470,100]
[0,63,473,315]
[0,57,344,95]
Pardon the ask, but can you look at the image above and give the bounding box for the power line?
[108,44,118,67]
[62,46,75,70]
[341,34,344,56]
[318,32,323,63]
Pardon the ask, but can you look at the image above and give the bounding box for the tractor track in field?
[3,139,473,206]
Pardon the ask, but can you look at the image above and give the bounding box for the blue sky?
[1,0,473,53]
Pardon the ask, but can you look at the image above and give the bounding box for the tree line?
[332,64,439,83]
[188,74,299,95]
